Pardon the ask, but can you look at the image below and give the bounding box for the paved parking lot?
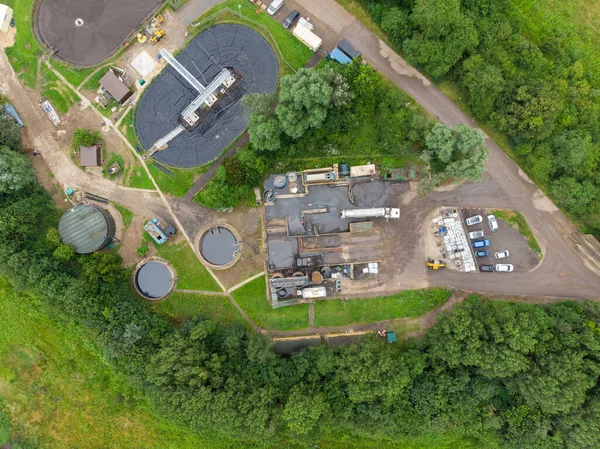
[461,208,540,273]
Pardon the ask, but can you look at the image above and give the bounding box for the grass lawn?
[314,288,451,328]
[148,163,208,197]
[80,66,110,92]
[196,1,313,72]
[151,291,244,326]
[0,277,225,449]
[231,276,309,331]
[113,203,134,228]
[152,240,221,292]
[119,108,140,148]
[492,209,543,259]
[127,165,155,189]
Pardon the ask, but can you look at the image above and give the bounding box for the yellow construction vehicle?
[155,14,164,24]
[426,259,446,270]
[136,33,147,44]
[151,29,165,44]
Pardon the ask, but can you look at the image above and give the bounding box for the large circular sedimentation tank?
[135,24,279,168]
[199,225,240,268]
[58,204,115,254]
[134,259,175,300]
[35,0,159,66]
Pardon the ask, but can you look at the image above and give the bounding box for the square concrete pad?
[131,51,158,77]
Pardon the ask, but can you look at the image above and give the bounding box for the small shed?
[100,70,132,103]
[330,47,352,65]
[0,4,13,34]
[80,145,102,167]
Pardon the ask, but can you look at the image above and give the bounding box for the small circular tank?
[198,224,241,269]
[274,175,287,189]
[134,259,175,300]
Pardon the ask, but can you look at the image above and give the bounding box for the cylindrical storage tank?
[311,271,324,284]
[274,175,287,189]
[340,163,350,176]
[134,259,176,300]
[287,172,298,182]
[58,204,116,254]
[198,224,242,270]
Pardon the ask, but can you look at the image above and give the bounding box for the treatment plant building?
[58,204,116,254]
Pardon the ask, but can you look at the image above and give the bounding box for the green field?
[152,240,221,292]
[231,276,310,331]
[151,291,244,326]
[0,277,220,449]
[314,288,451,327]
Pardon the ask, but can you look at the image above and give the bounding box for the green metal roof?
[58,204,110,254]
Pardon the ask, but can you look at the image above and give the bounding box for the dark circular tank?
[135,261,174,300]
[200,226,239,266]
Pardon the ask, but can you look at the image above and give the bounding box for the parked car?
[466,215,483,226]
[283,10,300,28]
[472,239,491,248]
[495,250,510,259]
[479,264,495,272]
[495,264,514,272]
[267,0,284,15]
[488,215,499,231]
[475,250,490,258]
[469,230,486,240]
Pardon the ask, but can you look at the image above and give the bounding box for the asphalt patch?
[136,24,279,168]
[36,0,160,66]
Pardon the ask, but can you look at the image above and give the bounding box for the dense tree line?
[357,0,600,235]
[199,62,488,209]
[2,116,600,447]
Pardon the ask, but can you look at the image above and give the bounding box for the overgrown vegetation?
[492,209,543,259]
[314,288,451,327]
[199,62,487,209]
[2,124,600,446]
[353,0,600,237]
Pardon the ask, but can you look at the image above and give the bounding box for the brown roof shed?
[80,145,102,167]
[100,71,132,103]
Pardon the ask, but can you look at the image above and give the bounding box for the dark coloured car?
[475,250,490,258]
[283,10,300,29]
[479,264,495,272]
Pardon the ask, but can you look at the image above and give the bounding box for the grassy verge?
[148,163,208,197]
[0,277,221,449]
[120,108,140,148]
[335,0,387,41]
[492,209,543,259]
[150,240,221,292]
[194,1,313,72]
[314,288,451,328]
[80,66,109,92]
[49,60,97,89]
[113,203,134,228]
[151,291,244,326]
[232,276,310,331]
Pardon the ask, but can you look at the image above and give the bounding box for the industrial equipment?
[426,260,446,270]
[340,207,400,220]
[137,33,147,44]
[151,29,165,44]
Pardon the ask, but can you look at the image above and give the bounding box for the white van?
[267,0,284,15]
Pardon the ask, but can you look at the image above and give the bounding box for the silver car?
[495,264,513,272]
[488,215,498,231]
[495,250,509,259]
[466,215,483,226]
[469,230,486,240]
